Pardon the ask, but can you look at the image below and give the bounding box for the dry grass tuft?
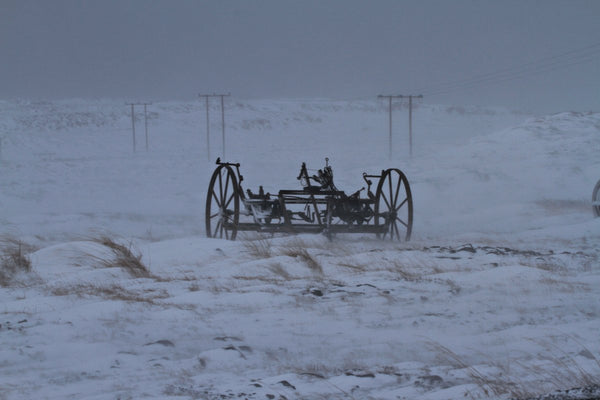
[539,277,589,293]
[428,341,515,397]
[388,259,421,281]
[0,236,33,286]
[280,239,323,274]
[241,233,273,259]
[529,337,600,389]
[91,236,150,278]
[521,259,568,274]
[429,340,600,399]
[51,283,167,304]
[337,262,367,271]
[267,262,292,280]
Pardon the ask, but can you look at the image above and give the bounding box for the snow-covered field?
[0,98,599,399]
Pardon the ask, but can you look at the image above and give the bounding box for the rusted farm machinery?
[205,158,413,241]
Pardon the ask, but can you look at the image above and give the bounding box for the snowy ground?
[0,98,599,399]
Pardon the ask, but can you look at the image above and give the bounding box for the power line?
[425,51,600,96]
[415,41,600,97]
[420,42,600,95]
[419,42,600,94]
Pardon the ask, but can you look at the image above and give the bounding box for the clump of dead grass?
[428,340,600,399]
[241,233,273,259]
[337,262,367,271]
[388,259,422,281]
[51,283,167,304]
[429,341,509,397]
[0,236,34,286]
[280,239,323,274]
[267,262,292,280]
[90,236,150,278]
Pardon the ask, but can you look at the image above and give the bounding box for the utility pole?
[126,102,152,152]
[142,102,151,152]
[378,95,403,160]
[199,93,230,160]
[399,95,423,157]
[377,94,423,158]
[220,94,227,159]
[126,103,137,152]
[199,94,211,161]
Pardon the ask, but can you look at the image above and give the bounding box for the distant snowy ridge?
[1,98,527,134]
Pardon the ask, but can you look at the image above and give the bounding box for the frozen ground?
[0,98,599,399]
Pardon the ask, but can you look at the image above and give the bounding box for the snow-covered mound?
[0,98,599,399]
[414,111,600,240]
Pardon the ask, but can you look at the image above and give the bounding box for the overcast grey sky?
[1,0,599,112]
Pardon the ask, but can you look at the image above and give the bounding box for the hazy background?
[1,0,599,113]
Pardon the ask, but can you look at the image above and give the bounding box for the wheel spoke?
[393,221,400,239]
[224,192,235,209]
[393,176,402,208]
[380,190,391,210]
[217,170,222,201]
[396,197,408,211]
[223,171,231,203]
[213,219,222,237]
[212,190,221,206]
[397,217,408,228]
[210,211,219,219]
[388,174,394,207]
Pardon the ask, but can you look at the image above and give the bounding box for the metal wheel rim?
[374,168,413,241]
[205,165,240,240]
[593,179,600,218]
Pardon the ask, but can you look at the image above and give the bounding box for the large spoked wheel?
[374,168,413,241]
[206,165,240,240]
[593,179,600,218]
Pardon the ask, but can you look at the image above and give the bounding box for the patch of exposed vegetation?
[90,236,150,278]
[0,236,33,286]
